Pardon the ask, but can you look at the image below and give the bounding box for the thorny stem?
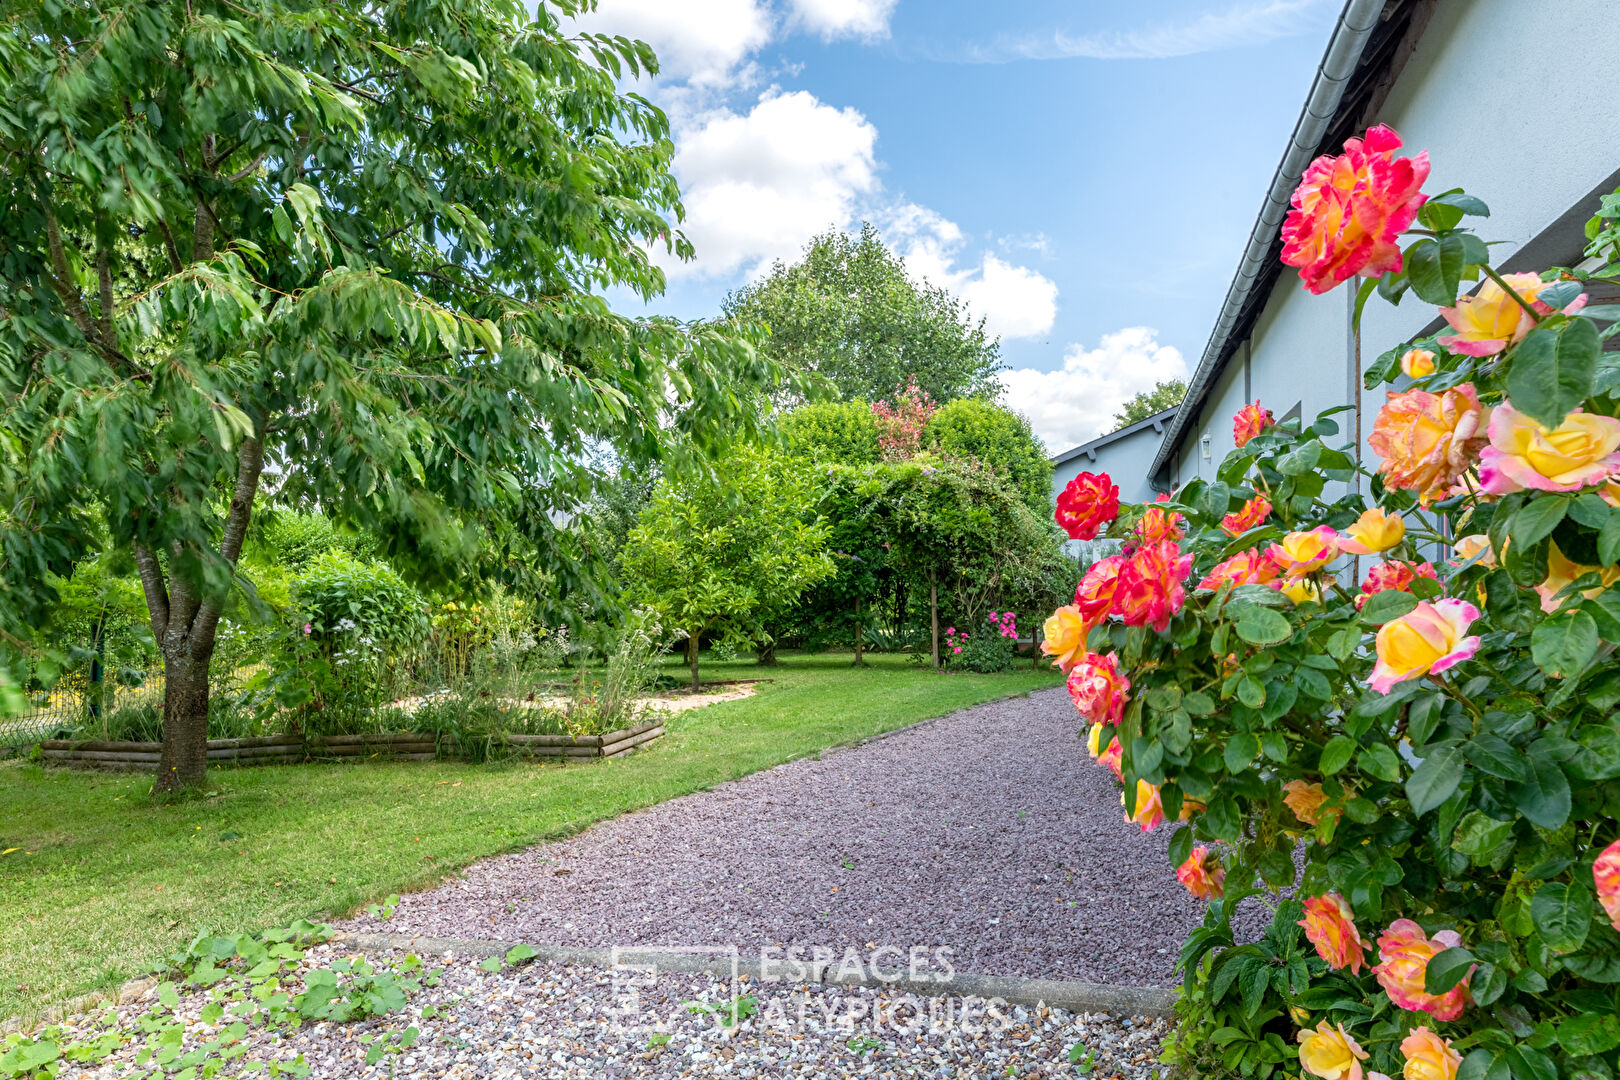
[1431,672,1483,723]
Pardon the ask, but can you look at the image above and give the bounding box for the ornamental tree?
[1042,125,1620,1080]
[0,0,782,790]
[620,448,833,689]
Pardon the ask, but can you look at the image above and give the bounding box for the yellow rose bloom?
[1298,1020,1369,1080]
[1340,508,1406,555]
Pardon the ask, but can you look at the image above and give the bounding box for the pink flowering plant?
[1045,128,1620,1080]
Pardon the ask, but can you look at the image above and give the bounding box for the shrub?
[925,397,1052,511]
[780,400,881,464]
[1045,130,1620,1080]
[294,552,428,656]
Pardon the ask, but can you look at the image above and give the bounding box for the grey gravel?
[60,946,1176,1079]
[341,686,1264,987]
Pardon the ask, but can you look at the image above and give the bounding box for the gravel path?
[345,686,1260,987]
[63,947,1175,1080]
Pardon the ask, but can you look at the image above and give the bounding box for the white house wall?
[1164,0,1620,496]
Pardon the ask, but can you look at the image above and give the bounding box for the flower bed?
[1046,125,1620,1080]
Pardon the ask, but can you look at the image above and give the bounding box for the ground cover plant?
[1044,126,1620,1080]
[0,652,1059,1024]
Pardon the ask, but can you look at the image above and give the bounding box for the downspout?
[1148,0,1386,488]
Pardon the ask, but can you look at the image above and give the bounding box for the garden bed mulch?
[342,686,1271,988]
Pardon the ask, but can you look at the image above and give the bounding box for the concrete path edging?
[331,931,1179,1019]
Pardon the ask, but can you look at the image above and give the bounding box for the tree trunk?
[687,633,701,691]
[756,639,777,666]
[154,653,210,792]
[930,580,940,669]
[853,593,865,666]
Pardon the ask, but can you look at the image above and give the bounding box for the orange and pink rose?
[1124,779,1166,832]
[1066,652,1130,727]
[1113,540,1192,633]
[1133,502,1186,546]
[1283,780,1338,827]
[1176,846,1225,901]
[1368,598,1481,693]
[1270,526,1340,578]
[1596,837,1620,932]
[1477,403,1620,495]
[1400,348,1436,378]
[1280,124,1430,295]
[1374,919,1472,1021]
[1439,272,1587,357]
[1299,893,1371,975]
[1198,548,1283,592]
[1355,560,1438,610]
[1233,401,1274,448]
[1074,555,1127,625]
[1221,493,1273,537]
[1400,1028,1461,1080]
[1368,384,1488,506]
[1056,471,1121,541]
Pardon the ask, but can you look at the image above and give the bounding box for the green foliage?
[924,398,1052,510]
[1092,188,1620,1080]
[1112,378,1187,432]
[0,920,432,1080]
[0,0,786,781]
[294,553,428,655]
[779,400,882,464]
[724,223,1002,404]
[622,448,834,684]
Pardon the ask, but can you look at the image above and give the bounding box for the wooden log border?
[35,720,663,770]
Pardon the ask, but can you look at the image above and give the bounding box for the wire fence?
[1,672,166,747]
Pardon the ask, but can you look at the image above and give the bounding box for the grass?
[0,651,1058,1022]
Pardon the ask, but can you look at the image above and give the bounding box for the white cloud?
[669,90,879,279]
[1001,327,1189,452]
[787,0,898,41]
[885,205,1057,340]
[969,0,1336,62]
[572,0,772,87]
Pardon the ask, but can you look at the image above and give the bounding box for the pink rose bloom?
[1066,652,1131,727]
[1113,541,1193,633]
[1374,919,1473,1021]
[1597,837,1620,932]
[1439,272,1587,356]
[1477,403,1620,495]
[1367,599,1481,694]
[1280,124,1430,295]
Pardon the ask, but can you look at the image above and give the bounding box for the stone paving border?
[331,930,1179,1018]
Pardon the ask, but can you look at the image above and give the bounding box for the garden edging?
[35,720,666,770]
[330,931,1178,1018]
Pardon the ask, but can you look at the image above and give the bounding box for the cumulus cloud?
[1001,328,1189,452]
[669,90,879,279]
[968,0,1336,62]
[885,205,1057,340]
[787,0,898,41]
[571,0,772,87]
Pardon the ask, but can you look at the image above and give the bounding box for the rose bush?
[1046,126,1620,1080]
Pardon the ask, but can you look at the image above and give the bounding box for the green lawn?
[0,652,1058,1022]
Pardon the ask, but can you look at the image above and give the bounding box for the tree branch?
[94,241,115,344]
[190,436,265,662]
[224,151,267,184]
[133,543,170,642]
[157,217,185,273]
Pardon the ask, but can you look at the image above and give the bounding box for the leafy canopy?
[1111,378,1186,432]
[0,0,784,690]
[723,223,1002,404]
[620,447,833,684]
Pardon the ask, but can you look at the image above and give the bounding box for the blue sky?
[571,0,1341,450]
